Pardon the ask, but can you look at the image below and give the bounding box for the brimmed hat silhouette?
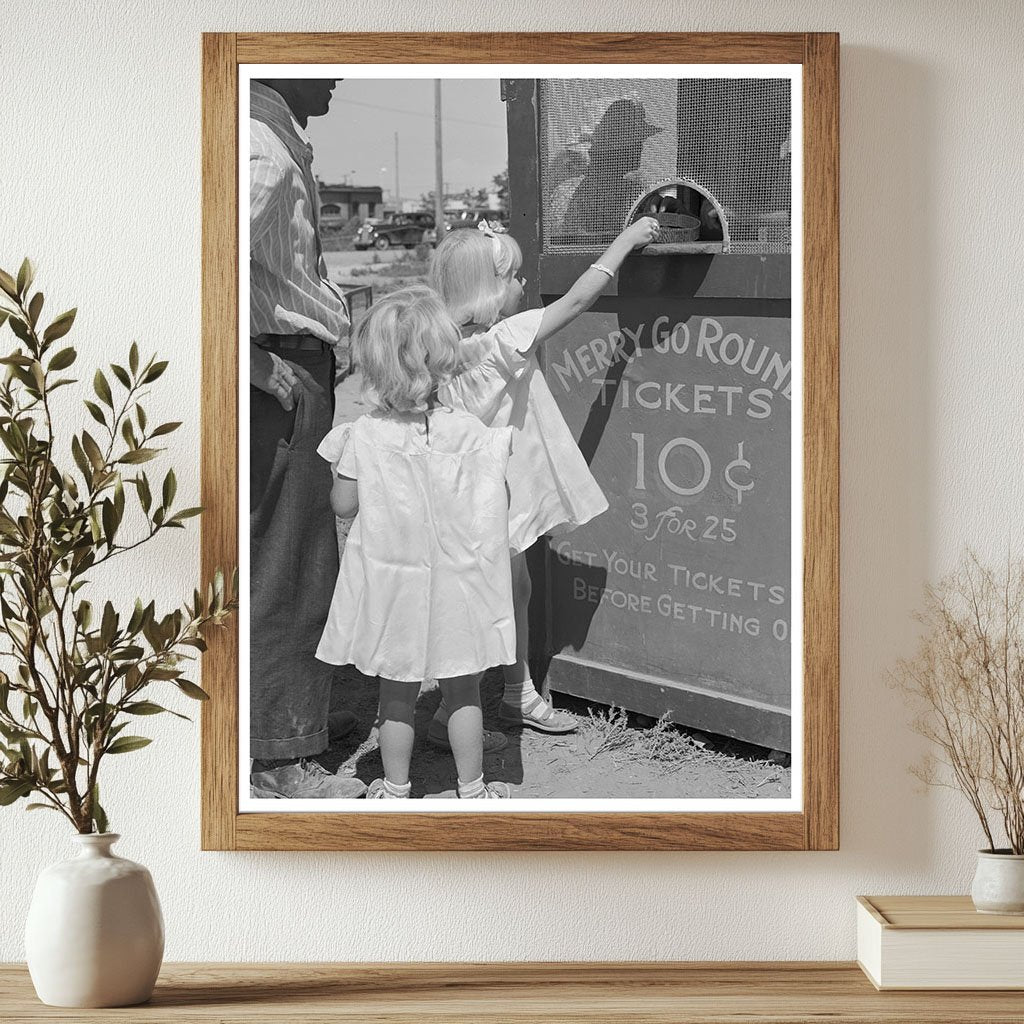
[589,99,663,152]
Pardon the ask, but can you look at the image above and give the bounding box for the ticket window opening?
[539,79,792,258]
[625,178,729,256]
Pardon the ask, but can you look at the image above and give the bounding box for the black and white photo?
[240,64,801,812]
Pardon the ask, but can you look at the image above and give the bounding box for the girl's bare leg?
[500,552,577,733]
[438,673,484,786]
[377,677,418,785]
[503,551,533,686]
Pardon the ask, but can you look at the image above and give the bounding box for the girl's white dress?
[439,308,608,555]
[315,407,516,682]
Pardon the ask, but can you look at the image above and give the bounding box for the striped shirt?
[249,82,349,349]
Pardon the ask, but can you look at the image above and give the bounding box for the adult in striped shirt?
[249,79,365,800]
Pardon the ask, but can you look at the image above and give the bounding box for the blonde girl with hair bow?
[430,215,659,735]
[315,286,516,799]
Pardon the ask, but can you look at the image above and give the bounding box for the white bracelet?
[589,263,615,279]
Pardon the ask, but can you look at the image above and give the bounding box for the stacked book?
[857,895,1024,990]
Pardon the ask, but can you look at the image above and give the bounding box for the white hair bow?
[478,219,507,271]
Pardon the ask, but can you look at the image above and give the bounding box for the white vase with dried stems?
[895,552,1024,914]
[0,259,236,1005]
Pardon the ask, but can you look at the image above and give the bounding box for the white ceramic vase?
[971,849,1024,915]
[24,833,164,1007]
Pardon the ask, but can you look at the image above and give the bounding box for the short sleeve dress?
[314,407,516,683]
[438,308,608,555]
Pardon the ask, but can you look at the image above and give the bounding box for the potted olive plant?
[0,260,236,1005]
[895,551,1024,914]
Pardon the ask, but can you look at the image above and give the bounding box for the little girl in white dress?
[430,215,659,735]
[315,286,515,800]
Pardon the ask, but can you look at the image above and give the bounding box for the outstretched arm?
[536,217,659,346]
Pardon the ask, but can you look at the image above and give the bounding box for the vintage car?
[353,212,435,250]
[415,209,508,247]
[445,208,509,232]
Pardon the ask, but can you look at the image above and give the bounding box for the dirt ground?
[324,248,430,306]
[319,669,789,800]
[322,369,791,801]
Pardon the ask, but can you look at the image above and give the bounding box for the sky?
[304,79,507,205]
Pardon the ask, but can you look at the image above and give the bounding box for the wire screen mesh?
[539,78,792,254]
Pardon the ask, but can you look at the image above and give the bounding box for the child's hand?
[620,216,660,249]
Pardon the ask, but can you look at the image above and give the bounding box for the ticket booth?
[504,77,794,751]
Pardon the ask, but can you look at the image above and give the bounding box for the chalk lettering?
[551,347,582,391]
[610,382,775,417]
[630,505,741,547]
[724,442,754,505]
[659,437,711,497]
[622,323,645,354]
[747,388,773,419]
[597,378,616,406]
[590,336,612,371]
[720,385,742,415]
[696,317,723,362]
[664,382,688,413]
[668,565,782,602]
[719,332,746,366]
[572,577,653,615]
[761,350,791,392]
[605,331,626,363]
[601,550,658,582]
[669,322,691,354]
[576,343,595,377]
[635,381,662,410]
[652,315,672,353]
[740,337,769,375]
[554,542,599,567]
[654,594,762,636]
[631,432,646,490]
[653,316,691,355]
[692,384,715,414]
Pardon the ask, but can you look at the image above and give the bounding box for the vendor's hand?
[620,216,660,249]
[251,345,298,411]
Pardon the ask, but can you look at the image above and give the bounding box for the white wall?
[2,0,1023,961]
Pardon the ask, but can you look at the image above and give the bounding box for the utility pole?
[433,80,445,241]
[393,131,401,213]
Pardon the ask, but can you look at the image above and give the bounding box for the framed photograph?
[201,32,838,851]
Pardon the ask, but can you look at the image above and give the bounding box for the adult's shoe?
[251,759,367,799]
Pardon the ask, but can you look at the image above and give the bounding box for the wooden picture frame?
[201,32,838,851]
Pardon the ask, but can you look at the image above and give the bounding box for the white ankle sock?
[503,678,543,709]
[383,778,411,798]
[457,774,485,799]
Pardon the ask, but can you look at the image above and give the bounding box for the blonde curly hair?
[352,285,461,414]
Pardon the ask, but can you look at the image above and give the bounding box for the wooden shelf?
[3,962,1024,1022]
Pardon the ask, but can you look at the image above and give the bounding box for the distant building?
[317,181,384,224]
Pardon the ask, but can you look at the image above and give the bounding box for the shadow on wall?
[838,48,936,866]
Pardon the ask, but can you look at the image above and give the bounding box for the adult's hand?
[251,344,298,411]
